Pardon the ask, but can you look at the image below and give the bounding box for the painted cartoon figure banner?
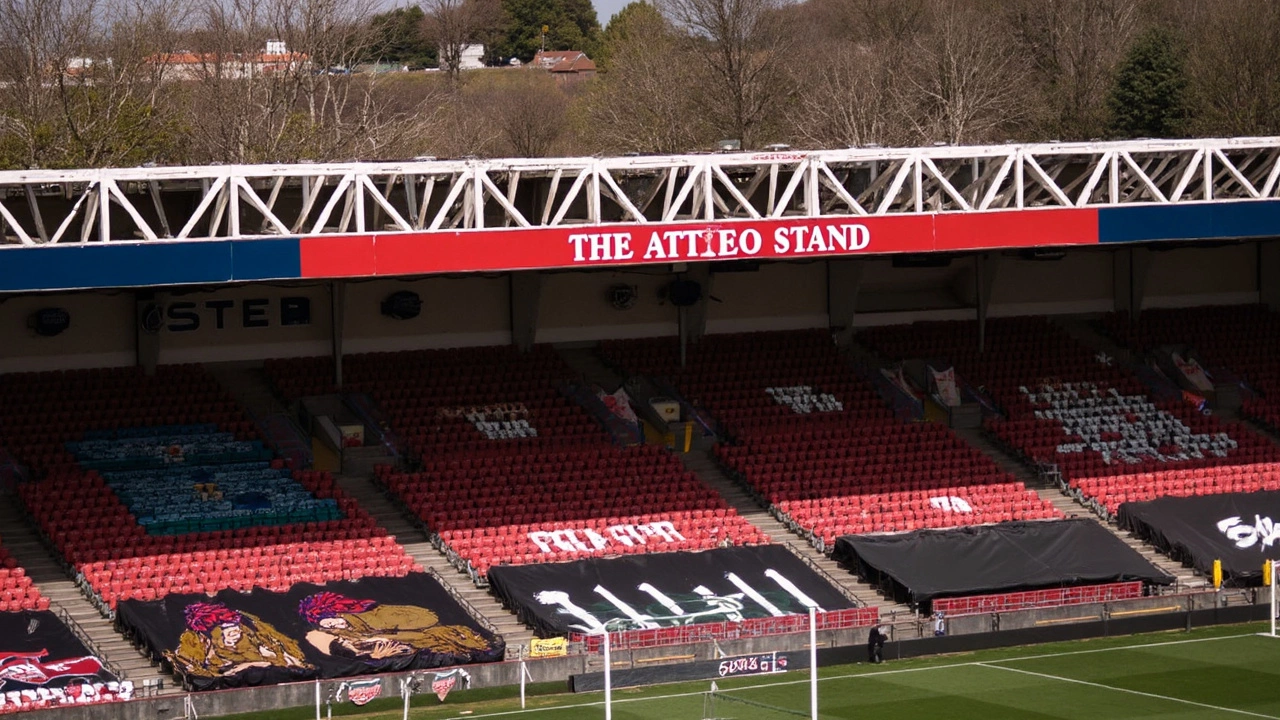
[0,611,132,709]
[115,573,504,691]
[486,545,854,637]
[1118,491,1280,585]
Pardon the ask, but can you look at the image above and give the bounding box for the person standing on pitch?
[867,625,887,663]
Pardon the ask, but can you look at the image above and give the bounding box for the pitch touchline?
[425,631,1258,720]
[976,663,1280,719]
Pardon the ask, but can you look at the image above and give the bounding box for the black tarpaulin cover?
[0,611,123,693]
[116,573,504,691]
[832,519,1173,603]
[486,545,855,637]
[1118,490,1280,585]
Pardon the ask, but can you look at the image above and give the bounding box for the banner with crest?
[116,573,504,691]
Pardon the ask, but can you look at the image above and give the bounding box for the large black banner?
[116,573,504,691]
[487,545,855,637]
[0,611,130,701]
[832,519,1173,604]
[1118,490,1280,585]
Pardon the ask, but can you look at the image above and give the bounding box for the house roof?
[530,50,596,74]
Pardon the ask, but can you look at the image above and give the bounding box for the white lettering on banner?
[527,521,685,554]
[928,496,973,513]
[765,386,843,414]
[1216,515,1280,551]
[1020,381,1236,465]
[534,569,819,632]
[569,222,870,265]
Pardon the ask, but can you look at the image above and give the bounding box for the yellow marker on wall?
[1213,559,1223,589]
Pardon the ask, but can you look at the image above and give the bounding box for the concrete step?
[555,345,626,391]
[0,495,176,696]
[331,471,535,651]
[677,449,914,620]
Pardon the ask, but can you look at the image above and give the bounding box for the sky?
[594,0,630,24]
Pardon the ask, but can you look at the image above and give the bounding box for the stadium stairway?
[952,426,1208,591]
[0,494,175,695]
[328,470,535,652]
[677,449,914,619]
[207,362,313,467]
[556,344,627,391]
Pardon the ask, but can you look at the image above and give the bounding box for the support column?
[681,263,714,342]
[1260,241,1280,310]
[827,259,864,346]
[330,281,345,389]
[510,271,543,352]
[135,291,160,376]
[975,253,1000,353]
[1113,246,1153,319]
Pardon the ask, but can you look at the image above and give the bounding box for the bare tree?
[0,0,184,168]
[1006,0,1141,140]
[180,0,438,164]
[420,0,503,84]
[898,1,1032,145]
[656,0,793,149]
[577,5,711,154]
[788,45,909,150]
[1178,0,1280,136]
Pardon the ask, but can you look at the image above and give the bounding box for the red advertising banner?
[298,208,1099,279]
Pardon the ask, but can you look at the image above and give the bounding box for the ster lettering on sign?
[566,223,871,264]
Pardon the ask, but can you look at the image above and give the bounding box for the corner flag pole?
[603,630,613,720]
[809,607,818,720]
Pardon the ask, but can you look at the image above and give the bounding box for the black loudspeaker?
[608,284,637,310]
[29,308,70,337]
[667,280,702,307]
[381,291,422,320]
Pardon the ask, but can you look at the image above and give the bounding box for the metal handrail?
[782,541,864,608]
[51,602,127,681]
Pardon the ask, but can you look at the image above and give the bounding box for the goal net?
[701,683,810,720]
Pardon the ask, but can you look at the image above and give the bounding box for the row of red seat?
[601,331,1061,546]
[0,543,48,613]
[267,347,767,580]
[1,365,423,612]
[858,318,1280,515]
[1102,305,1280,432]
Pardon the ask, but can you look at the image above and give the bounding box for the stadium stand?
[0,366,418,613]
[858,317,1280,516]
[0,539,46,612]
[600,330,1062,550]
[265,345,765,580]
[1100,304,1280,430]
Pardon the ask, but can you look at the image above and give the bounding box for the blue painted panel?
[1099,200,1280,243]
[230,238,301,280]
[1098,205,1215,243]
[0,242,236,292]
[1211,200,1280,239]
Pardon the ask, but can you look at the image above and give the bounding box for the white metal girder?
[2,137,1280,246]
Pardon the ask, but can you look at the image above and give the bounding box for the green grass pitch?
[223,623,1280,720]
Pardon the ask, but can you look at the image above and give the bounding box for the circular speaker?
[608,284,637,310]
[381,291,422,320]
